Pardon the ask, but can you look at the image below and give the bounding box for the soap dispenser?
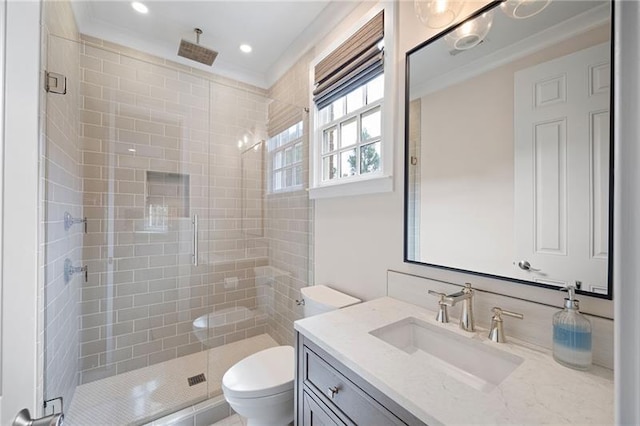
[552,284,592,370]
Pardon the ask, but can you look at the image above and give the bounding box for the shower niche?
[145,171,190,232]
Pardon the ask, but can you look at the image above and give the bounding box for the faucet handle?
[492,307,524,320]
[428,290,449,323]
[428,290,446,299]
[488,307,523,343]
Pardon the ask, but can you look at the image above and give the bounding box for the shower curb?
[144,394,232,426]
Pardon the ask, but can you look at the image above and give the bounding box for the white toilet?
[221,285,360,426]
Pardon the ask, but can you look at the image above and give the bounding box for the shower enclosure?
[41,28,310,425]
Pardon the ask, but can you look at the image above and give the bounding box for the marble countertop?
[294,297,613,425]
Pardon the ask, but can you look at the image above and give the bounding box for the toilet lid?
[222,346,294,399]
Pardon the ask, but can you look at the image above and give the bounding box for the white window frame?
[317,77,384,182]
[309,2,396,199]
[267,121,304,194]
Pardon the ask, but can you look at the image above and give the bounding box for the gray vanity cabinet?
[296,332,425,426]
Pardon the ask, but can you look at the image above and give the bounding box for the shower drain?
[187,373,207,386]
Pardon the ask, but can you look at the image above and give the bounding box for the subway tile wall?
[41,0,82,408]
[265,52,315,346]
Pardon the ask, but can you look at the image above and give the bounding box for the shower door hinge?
[45,71,67,95]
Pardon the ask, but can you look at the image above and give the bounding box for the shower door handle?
[192,214,199,267]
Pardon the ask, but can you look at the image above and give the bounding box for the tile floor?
[66,334,278,425]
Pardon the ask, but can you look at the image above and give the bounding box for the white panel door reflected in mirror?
[405,0,612,298]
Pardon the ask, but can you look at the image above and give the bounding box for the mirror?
[405,0,613,298]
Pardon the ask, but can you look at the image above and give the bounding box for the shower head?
[178,28,218,66]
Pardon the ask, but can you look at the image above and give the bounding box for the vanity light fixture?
[239,44,252,53]
[131,1,148,14]
[501,0,551,19]
[414,0,464,29]
[444,10,494,51]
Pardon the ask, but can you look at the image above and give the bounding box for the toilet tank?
[300,285,361,317]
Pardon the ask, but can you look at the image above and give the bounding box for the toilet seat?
[222,346,294,399]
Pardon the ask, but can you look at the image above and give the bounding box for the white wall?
[419,69,514,277]
[1,0,41,423]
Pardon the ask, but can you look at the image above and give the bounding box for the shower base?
[66,334,278,426]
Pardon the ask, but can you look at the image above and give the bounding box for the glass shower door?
[43,34,212,425]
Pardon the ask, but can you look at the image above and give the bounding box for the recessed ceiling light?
[239,44,253,53]
[131,2,148,14]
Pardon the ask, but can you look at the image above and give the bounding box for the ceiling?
[70,1,360,89]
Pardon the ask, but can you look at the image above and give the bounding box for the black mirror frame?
[403,0,615,300]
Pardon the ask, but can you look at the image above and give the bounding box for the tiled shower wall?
[41,0,82,408]
[265,52,315,346]
[76,36,272,384]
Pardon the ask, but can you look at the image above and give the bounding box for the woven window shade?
[268,102,302,138]
[313,10,384,109]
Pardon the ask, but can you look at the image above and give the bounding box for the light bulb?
[444,11,494,51]
[415,0,465,29]
[501,0,551,19]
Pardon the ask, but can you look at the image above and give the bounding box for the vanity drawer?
[302,345,405,426]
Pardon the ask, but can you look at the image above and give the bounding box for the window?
[317,75,383,181]
[309,5,394,198]
[268,121,304,193]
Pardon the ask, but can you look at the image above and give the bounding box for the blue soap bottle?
[552,284,592,370]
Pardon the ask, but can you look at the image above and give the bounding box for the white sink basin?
[370,317,523,392]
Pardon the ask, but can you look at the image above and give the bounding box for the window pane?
[274,170,283,191]
[361,108,381,141]
[294,165,302,186]
[360,142,381,174]
[284,147,293,165]
[274,151,283,169]
[323,127,337,153]
[285,167,293,187]
[332,97,345,121]
[319,105,331,126]
[346,86,364,114]
[340,148,358,177]
[322,155,338,181]
[340,118,357,148]
[294,142,302,163]
[366,74,384,104]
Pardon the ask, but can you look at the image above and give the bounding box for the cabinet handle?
[327,386,339,399]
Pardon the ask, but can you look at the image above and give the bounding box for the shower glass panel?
[43,35,212,425]
[42,33,310,426]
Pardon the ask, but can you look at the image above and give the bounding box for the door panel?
[515,43,610,292]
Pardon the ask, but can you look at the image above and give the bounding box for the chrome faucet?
[443,283,475,332]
